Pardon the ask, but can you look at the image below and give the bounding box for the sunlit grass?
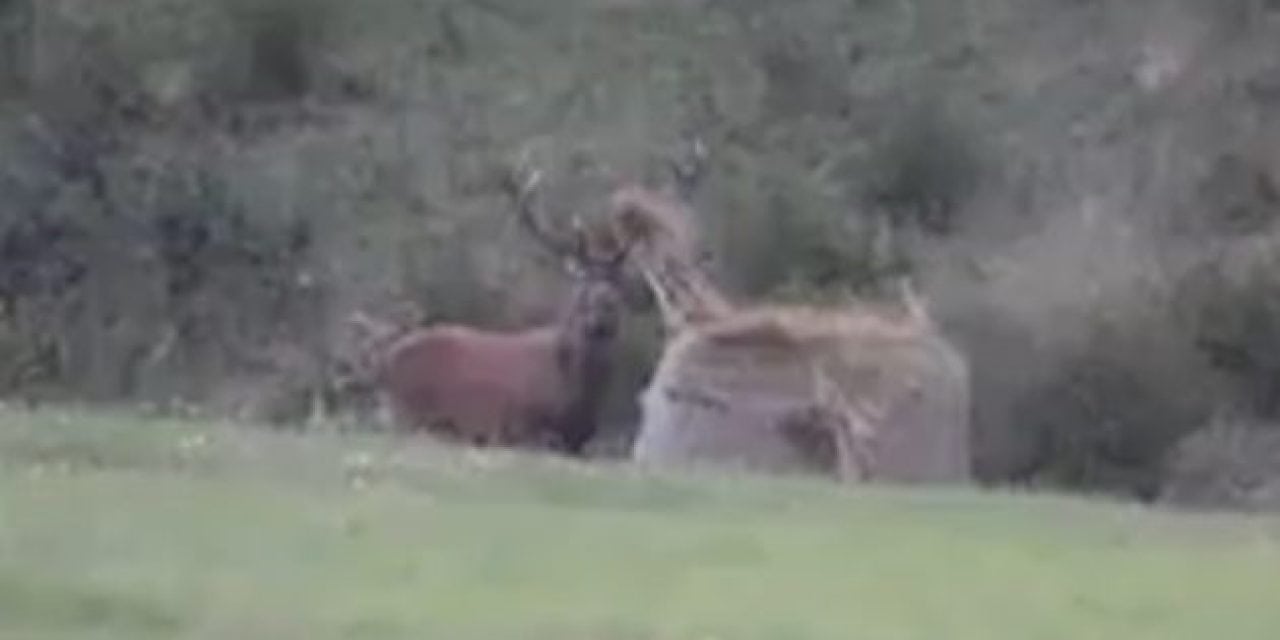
[0,407,1276,639]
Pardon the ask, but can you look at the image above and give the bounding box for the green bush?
[971,270,1223,499]
[0,0,30,95]
[6,0,1280,505]
[213,0,345,103]
[863,100,985,236]
[1173,235,1280,417]
[1160,419,1280,512]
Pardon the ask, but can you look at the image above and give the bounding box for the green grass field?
[0,407,1277,639]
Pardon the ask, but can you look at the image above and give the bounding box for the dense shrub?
[702,156,907,302]
[0,0,30,95]
[1160,419,1280,512]
[1003,315,1221,500]
[4,0,1280,505]
[862,100,985,236]
[1173,232,1280,418]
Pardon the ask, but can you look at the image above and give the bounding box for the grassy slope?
[0,408,1277,639]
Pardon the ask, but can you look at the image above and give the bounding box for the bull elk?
[344,163,632,456]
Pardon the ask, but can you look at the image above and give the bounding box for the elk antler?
[660,136,716,269]
[501,151,580,263]
[502,150,632,274]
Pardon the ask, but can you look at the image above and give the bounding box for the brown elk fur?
[341,168,630,455]
[346,269,623,455]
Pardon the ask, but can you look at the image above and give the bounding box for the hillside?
[1,407,1278,639]
[3,0,1280,498]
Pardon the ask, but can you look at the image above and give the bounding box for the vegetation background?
[3,0,1280,507]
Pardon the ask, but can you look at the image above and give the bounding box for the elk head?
[501,156,633,350]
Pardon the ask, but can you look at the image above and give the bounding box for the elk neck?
[543,275,623,454]
[550,275,622,373]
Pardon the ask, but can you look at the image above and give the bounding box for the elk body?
[607,145,973,483]
[345,167,629,455]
